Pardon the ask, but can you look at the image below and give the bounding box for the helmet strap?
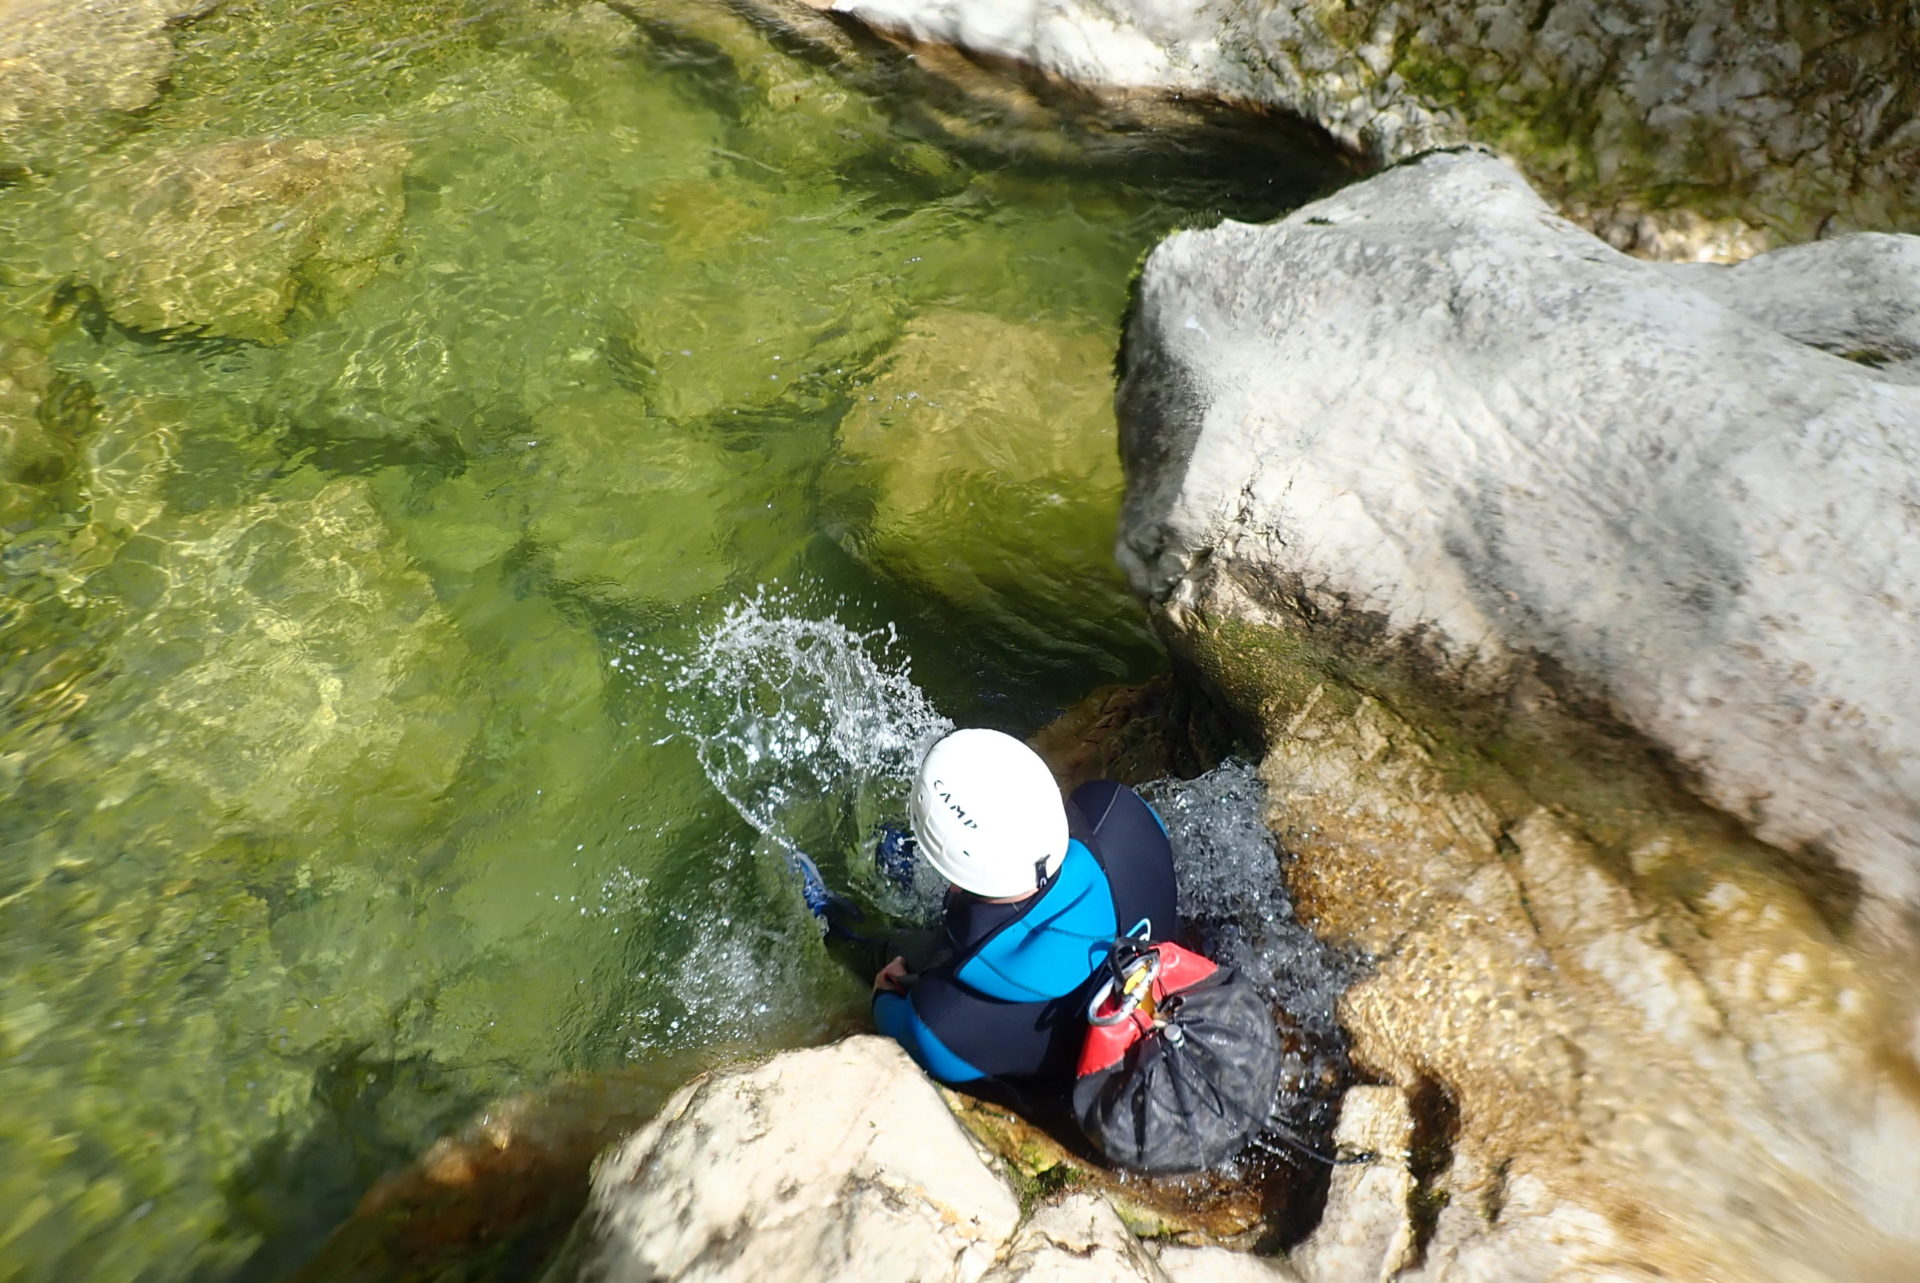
[1033,856,1049,891]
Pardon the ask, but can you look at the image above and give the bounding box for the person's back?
[872,730,1177,1090]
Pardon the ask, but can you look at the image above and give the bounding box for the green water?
[0,1,1344,1277]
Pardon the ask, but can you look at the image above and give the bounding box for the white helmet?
[911,729,1068,898]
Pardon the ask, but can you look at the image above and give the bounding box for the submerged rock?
[76,135,409,343]
[0,0,220,175]
[814,0,1919,254]
[830,309,1151,663]
[0,334,87,529]
[1115,149,1920,1277]
[522,392,738,608]
[67,469,478,844]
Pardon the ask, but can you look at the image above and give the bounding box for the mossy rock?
[76,135,410,344]
[611,244,901,425]
[826,309,1147,650]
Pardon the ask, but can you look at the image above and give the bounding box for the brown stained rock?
[941,1089,1282,1246]
[77,135,410,344]
[1025,674,1235,794]
[1244,673,1920,1281]
[282,1064,704,1283]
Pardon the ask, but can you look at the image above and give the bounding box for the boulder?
[1658,233,1920,384]
[552,1037,1340,1282]
[76,135,409,343]
[61,468,478,844]
[561,1037,1021,1282]
[828,309,1152,666]
[1113,149,1920,1278]
[521,392,738,608]
[812,0,1920,253]
[1118,147,1920,921]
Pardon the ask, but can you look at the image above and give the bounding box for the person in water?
[872,727,1177,1090]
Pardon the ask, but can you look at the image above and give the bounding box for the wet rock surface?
[75,135,409,343]
[1115,149,1920,1278]
[813,0,1920,255]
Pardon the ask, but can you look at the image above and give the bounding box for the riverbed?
[0,1,1350,1277]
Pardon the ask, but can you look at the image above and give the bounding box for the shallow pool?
[0,1,1347,1276]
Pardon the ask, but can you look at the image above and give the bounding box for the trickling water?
[1145,761,1355,1042]
[1143,761,1356,1171]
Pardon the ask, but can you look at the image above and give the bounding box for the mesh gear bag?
[1072,940,1282,1173]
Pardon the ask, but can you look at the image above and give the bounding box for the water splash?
[628,590,952,913]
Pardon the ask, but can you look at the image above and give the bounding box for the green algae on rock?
[821,0,1920,257]
[74,136,410,344]
[829,309,1155,671]
[524,393,739,608]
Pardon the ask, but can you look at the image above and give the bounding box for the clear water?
[0,1,1346,1278]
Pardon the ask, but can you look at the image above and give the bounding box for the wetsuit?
[872,780,1177,1089]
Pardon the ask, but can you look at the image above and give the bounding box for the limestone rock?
[1659,233,1920,384]
[1155,1243,1300,1283]
[565,1037,1022,1283]
[77,135,409,343]
[1287,1088,1413,1283]
[818,0,1919,252]
[1117,147,1920,920]
[1253,685,1920,1280]
[1114,148,1920,1278]
[0,0,220,175]
[979,1194,1168,1283]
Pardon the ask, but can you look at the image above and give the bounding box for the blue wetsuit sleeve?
[872,990,986,1084]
